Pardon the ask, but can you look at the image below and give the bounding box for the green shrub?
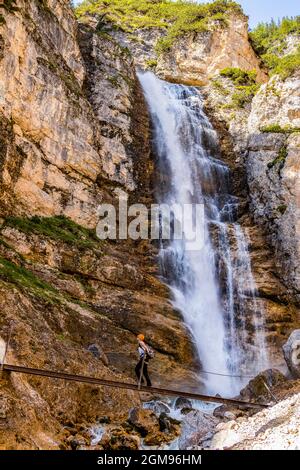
[145,58,158,69]
[4,215,101,250]
[219,68,259,108]
[76,1,243,53]
[231,84,259,107]
[211,78,230,95]
[220,67,257,85]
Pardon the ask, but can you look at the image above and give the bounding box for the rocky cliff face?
[112,14,267,85]
[0,0,299,450]
[247,74,300,300]
[0,0,137,227]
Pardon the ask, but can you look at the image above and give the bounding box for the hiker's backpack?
[146,347,155,360]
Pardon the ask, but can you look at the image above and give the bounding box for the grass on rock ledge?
[75,0,243,53]
[4,215,102,250]
[0,256,60,303]
[261,124,300,134]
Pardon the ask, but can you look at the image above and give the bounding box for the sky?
[73,1,300,29]
[228,0,299,28]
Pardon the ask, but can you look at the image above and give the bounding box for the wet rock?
[127,407,180,447]
[158,413,180,434]
[213,406,246,420]
[224,411,237,421]
[97,416,111,425]
[180,407,194,415]
[178,410,219,450]
[144,400,171,415]
[174,397,193,410]
[128,408,159,437]
[100,426,140,450]
[283,330,300,378]
[67,434,89,450]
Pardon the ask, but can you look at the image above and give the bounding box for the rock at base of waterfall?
[128,407,180,446]
[144,400,171,415]
[100,426,140,450]
[174,397,193,411]
[214,369,287,420]
[178,410,219,450]
[128,408,160,437]
[239,369,287,401]
[283,330,300,378]
[210,391,300,450]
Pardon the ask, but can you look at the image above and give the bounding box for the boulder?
[66,434,88,450]
[128,408,159,437]
[178,410,219,450]
[174,397,193,410]
[158,412,180,434]
[100,426,140,450]
[214,369,287,420]
[144,400,171,415]
[128,407,181,447]
[283,330,300,378]
[239,369,287,401]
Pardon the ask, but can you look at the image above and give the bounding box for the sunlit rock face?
[0,0,137,228]
[247,74,300,300]
[0,0,300,451]
[111,14,267,86]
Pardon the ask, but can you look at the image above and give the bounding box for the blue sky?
[230,0,299,28]
[73,1,299,28]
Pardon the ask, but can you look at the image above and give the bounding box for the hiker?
[135,334,153,387]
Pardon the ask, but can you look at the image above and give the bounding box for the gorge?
[0,0,300,451]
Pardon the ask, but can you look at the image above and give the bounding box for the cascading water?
[139,72,267,396]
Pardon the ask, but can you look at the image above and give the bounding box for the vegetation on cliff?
[0,256,59,302]
[218,67,259,108]
[261,124,300,134]
[4,216,101,250]
[250,17,300,79]
[76,0,244,52]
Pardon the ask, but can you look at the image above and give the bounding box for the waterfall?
[139,72,267,396]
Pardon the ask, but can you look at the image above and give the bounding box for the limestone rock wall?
[247,74,300,300]
[0,0,136,228]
